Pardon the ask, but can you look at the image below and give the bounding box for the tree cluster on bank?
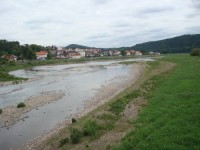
[0,40,56,60]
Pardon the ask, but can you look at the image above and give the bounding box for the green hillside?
[130,34,200,53]
[65,44,95,49]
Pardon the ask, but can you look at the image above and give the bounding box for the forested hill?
[129,34,200,53]
[65,44,95,49]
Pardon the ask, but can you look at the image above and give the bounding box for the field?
[114,54,200,150]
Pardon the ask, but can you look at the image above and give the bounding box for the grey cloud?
[127,6,174,18]
[92,0,108,5]
[191,0,200,9]
[0,0,199,47]
[141,7,174,14]
[111,22,132,28]
[88,35,113,40]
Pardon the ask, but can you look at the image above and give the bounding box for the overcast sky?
[0,0,200,47]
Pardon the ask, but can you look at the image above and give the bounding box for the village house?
[149,51,154,55]
[64,51,81,59]
[101,49,109,56]
[149,51,161,55]
[154,52,160,55]
[112,50,121,56]
[75,48,85,58]
[125,50,131,55]
[36,51,48,60]
[135,51,143,56]
[56,50,65,58]
[1,54,18,61]
[85,49,101,57]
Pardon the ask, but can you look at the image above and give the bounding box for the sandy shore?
[18,63,145,150]
[0,91,64,129]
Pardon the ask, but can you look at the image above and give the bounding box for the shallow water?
[0,58,153,150]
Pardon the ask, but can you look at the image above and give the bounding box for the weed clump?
[0,109,2,114]
[17,102,26,108]
[72,118,77,123]
[83,120,100,136]
[59,137,69,147]
[70,128,82,144]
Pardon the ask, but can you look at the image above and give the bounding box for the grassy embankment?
[40,54,200,150]
[114,54,200,150]
[0,55,151,82]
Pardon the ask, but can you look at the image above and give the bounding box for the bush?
[17,102,26,108]
[8,61,16,66]
[0,109,2,114]
[83,120,100,136]
[190,48,200,56]
[72,118,77,123]
[59,137,69,147]
[70,128,82,144]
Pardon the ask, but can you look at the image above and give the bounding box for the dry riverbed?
[18,63,145,150]
[0,91,64,129]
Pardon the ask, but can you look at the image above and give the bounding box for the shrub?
[72,118,77,123]
[70,128,82,144]
[190,48,200,56]
[59,137,69,147]
[17,102,26,108]
[83,120,100,136]
[0,109,2,114]
[8,61,16,66]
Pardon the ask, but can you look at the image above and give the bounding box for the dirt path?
[0,91,64,129]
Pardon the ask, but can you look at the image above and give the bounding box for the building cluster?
[148,51,161,55]
[53,48,144,60]
[1,47,161,61]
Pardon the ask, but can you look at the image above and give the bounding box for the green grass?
[59,137,69,147]
[113,54,200,150]
[70,128,83,144]
[0,109,2,114]
[83,120,100,137]
[109,90,140,115]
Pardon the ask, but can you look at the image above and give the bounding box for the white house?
[135,51,142,56]
[36,51,48,60]
[1,54,18,61]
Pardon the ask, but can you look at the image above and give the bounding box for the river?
[0,58,153,150]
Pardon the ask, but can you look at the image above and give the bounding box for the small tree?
[47,51,52,59]
[121,50,126,56]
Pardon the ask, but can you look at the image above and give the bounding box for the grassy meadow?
[114,54,200,150]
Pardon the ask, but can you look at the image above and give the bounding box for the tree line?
[0,40,56,60]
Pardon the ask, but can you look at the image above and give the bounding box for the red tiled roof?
[36,51,47,55]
